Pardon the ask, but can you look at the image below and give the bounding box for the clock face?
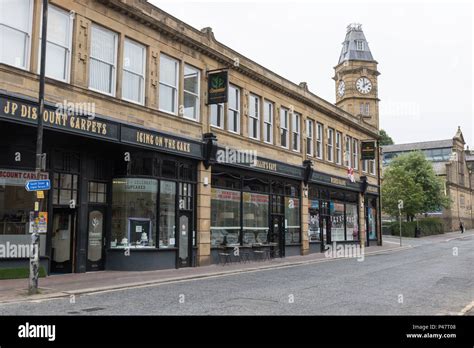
[338,81,345,97]
[356,77,372,94]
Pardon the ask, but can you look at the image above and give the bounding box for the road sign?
[25,179,51,192]
[398,199,404,210]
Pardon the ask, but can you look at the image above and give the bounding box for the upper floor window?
[159,54,179,114]
[122,38,145,105]
[210,103,224,129]
[280,108,289,149]
[344,135,352,168]
[316,123,323,159]
[360,102,370,116]
[306,119,314,156]
[335,131,342,164]
[362,159,368,173]
[369,159,376,175]
[228,84,240,133]
[39,5,73,82]
[327,128,334,162]
[292,112,300,152]
[89,24,117,96]
[248,94,260,140]
[356,40,364,51]
[0,0,33,70]
[183,64,200,121]
[352,138,359,170]
[263,100,273,144]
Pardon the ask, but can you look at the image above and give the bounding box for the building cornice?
[97,0,380,139]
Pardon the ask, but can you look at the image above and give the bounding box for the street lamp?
[29,0,49,295]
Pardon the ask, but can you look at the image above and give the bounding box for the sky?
[151,0,474,147]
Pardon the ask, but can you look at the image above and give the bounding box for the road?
[0,233,472,315]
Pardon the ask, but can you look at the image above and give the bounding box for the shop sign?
[212,188,240,201]
[121,126,203,159]
[0,97,119,141]
[207,70,228,105]
[0,169,48,187]
[361,141,376,160]
[367,185,379,194]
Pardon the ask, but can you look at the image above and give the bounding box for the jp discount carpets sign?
[0,169,49,186]
[207,70,228,104]
[361,141,376,160]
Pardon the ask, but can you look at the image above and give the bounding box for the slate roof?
[382,139,453,153]
[338,24,375,64]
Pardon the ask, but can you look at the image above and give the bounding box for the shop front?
[0,92,202,273]
[210,156,303,263]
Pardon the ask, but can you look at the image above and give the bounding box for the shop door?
[319,201,332,251]
[86,207,106,271]
[51,208,76,273]
[178,212,192,267]
[270,215,285,258]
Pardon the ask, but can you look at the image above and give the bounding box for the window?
[88,181,107,203]
[327,128,334,162]
[183,64,200,120]
[360,102,370,116]
[263,100,273,144]
[356,40,364,51]
[159,54,179,114]
[122,38,145,104]
[306,119,314,156]
[336,131,342,164]
[344,136,352,167]
[362,159,368,173]
[89,24,117,95]
[228,84,240,133]
[316,123,323,159]
[159,181,176,248]
[352,138,359,170]
[210,103,224,128]
[292,112,300,152]
[211,188,241,246]
[0,0,33,70]
[248,94,260,139]
[285,197,300,244]
[38,5,73,82]
[111,178,157,249]
[331,203,345,241]
[346,203,359,241]
[280,108,289,148]
[369,159,376,175]
[243,192,270,244]
[53,173,78,205]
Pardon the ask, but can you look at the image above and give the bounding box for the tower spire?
[338,23,375,64]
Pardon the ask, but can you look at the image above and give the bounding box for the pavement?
[0,241,409,305]
[0,229,472,315]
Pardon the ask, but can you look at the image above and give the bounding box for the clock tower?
[334,23,380,129]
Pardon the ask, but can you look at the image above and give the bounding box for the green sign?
[361,141,376,160]
[207,70,228,104]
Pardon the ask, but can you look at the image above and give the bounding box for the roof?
[382,139,453,153]
[338,23,375,64]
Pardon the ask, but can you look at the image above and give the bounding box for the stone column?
[301,183,309,255]
[196,162,212,266]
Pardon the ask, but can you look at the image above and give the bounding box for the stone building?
[0,0,382,273]
[382,127,473,231]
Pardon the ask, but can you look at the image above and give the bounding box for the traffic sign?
[25,179,51,192]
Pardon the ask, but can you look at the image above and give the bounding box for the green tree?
[382,151,450,220]
[379,129,394,146]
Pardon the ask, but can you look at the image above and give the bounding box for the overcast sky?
[151,0,473,147]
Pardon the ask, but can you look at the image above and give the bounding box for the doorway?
[319,201,332,251]
[86,206,106,271]
[270,214,285,258]
[178,211,192,267]
[51,208,76,273]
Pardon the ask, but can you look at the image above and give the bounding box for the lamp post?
[29,0,48,295]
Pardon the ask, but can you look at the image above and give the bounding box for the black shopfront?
[0,93,201,273]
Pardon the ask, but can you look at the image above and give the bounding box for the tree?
[379,129,394,146]
[382,151,450,220]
